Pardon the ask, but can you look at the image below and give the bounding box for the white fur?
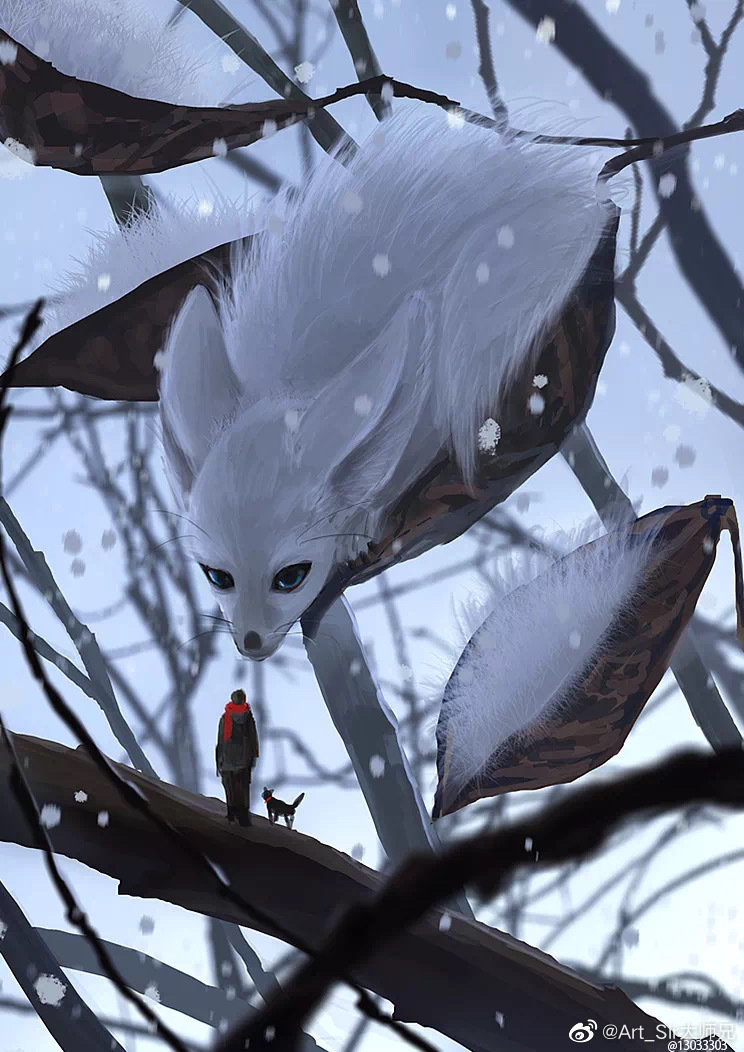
[30,194,260,354]
[433,517,663,811]
[156,107,613,658]
[0,0,246,105]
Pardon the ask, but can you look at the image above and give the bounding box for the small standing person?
[216,688,259,826]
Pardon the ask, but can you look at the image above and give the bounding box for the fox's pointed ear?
[301,292,434,509]
[158,286,242,501]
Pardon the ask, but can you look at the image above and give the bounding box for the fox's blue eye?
[272,562,311,593]
[200,564,235,590]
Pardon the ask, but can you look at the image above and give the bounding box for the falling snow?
[674,375,712,417]
[70,558,86,578]
[97,811,110,828]
[568,630,582,650]
[34,975,67,1006]
[221,53,241,73]
[40,804,62,828]
[536,17,556,44]
[212,138,228,158]
[139,916,155,934]
[144,982,160,1002]
[651,466,669,488]
[354,394,372,415]
[703,537,715,555]
[342,190,363,214]
[101,529,117,550]
[447,108,465,129]
[475,262,490,284]
[293,61,315,84]
[532,374,548,389]
[0,920,6,939]
[369,755,385,778]
[63,530,82,554]
[372,253,391,276]
[262,120,277,138]
[439,913,452,931]
[445,41,462,59]
[97,273,111,292]
[477,418,501,453]
[528,392,545,415]
[0,40,18,64]
[497,225,515,249]
[663,424,681,443]
[658,172,677,198]
[446,3,457,19]
[675,444,696,468]
[284,408,301,432]
[74,790,88,803]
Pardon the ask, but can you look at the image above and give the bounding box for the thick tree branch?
[223,748,743,1051]
[0,732,670,1052]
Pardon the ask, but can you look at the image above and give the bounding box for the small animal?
[262,787,305,829]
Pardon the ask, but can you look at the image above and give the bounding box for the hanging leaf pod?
[433,495,744,819]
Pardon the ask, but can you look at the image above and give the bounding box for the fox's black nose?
[243,631,263,651]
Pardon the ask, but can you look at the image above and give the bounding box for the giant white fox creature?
[2,0,614,661]
[158,114,612,659]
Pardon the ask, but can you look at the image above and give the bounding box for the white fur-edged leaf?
[28,194,259,353]
[434,517,662,812]
[217,105,611,484]
[0,0,241,104]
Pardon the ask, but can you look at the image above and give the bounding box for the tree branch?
[222,748,744,1051]
[0,731,671,1052]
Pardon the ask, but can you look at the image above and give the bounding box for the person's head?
[230,688,246,705]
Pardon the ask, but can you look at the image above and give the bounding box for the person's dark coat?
[216,704,259,824]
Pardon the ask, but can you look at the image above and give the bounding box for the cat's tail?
[291,793,305,809]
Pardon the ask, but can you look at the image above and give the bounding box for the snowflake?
[351,843,364,860]
[101,529,117,551]
[0,40,18,65]
[381,80,394,104]
[658,172,677,198]
[536,17,556,43]
[475,262,490,284]
[70,558,86,578]
[293,61,315,84]
[438,913,452,931]
[524,837,533,851]
[3,137,36,167]
[197,199,214,218]
[497,225,515,249]
[139,916,155,935]
[373,1,384,18]
[212,138,228,158]
[568,630,582,650]
[674,375,712,418]
[262,119,278,140]
[446,3,457,19]
[62,530,82,555]
[222,53,241,73]
[532,374,548,389]
[447,107,465,129]
[144,982,160,1002]
[391,539,403,555]
[349,659,362,676]
[97,810,110,828]
[153,350,167,372]
[354,394,372,416]
[284,409,301,432]
[34,975,67,1006]
[689,3,706,22]
[477,418,501,453]
[40,804,61,828]
[369,755,385,778]
[702,536,715,555]
[97,273,111,292]
[341,190,363,215]
[372,253,391,277]
[674,444,696,468]
[0,920,6,939]
[662,424,681,443]
[495,1011,505,1028]
[714,153,726,171]
[651,466,669,488]
[527,392,545,415]
[74,790,88,803]
[445,41,462,60]
[606,0,621,12]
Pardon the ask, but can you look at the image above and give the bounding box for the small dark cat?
[262,787,305,828]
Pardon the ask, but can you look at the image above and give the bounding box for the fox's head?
[158,285,432,660]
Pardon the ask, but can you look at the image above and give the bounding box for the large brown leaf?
[433,495,744,818]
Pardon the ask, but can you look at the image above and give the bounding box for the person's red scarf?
[223,699,250,741]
